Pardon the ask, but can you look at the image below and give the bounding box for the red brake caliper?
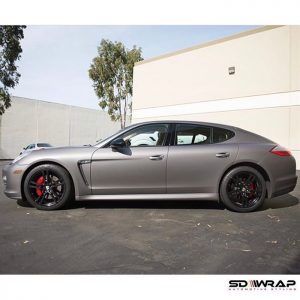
[249,182,255,197]
[35,176,44,196]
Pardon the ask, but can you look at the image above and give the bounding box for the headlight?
[12,152,30,164]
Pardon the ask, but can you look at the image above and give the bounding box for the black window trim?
[103,122,235,149]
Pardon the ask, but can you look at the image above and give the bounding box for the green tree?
[0,25,26,115]
[89,39,143,128]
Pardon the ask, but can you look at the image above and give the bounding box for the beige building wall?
[132,25,300,168]
[0,96,119,159]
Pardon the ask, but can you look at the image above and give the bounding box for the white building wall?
[0,96,120,159]
[132,25,300,169]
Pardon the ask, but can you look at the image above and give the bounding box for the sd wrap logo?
[229,279,296,291]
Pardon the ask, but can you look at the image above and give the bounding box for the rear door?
[167,123,238,194]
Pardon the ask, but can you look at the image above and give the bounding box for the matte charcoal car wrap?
[2,121,298,212]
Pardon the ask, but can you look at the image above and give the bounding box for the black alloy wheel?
[220,166,266,212]
[24,164,73,210]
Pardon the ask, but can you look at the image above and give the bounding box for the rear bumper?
[271,174,297,198]
[260,153,298,199]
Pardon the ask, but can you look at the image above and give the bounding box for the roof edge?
[11,95,106,113]
[135,25,284,66]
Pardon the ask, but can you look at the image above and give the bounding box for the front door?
[91,123,170,195]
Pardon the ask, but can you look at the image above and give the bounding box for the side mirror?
[110,138,126,149]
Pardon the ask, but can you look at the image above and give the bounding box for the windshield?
[93,124,135,146]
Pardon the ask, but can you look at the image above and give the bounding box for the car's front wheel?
[220,166,266,212]
[23,164,73,210]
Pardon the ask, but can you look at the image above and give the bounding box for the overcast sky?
[13,25,259,109]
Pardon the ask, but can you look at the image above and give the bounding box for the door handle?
[216,152,230,158]
[149,155,164,161]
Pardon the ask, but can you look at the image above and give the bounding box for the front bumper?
[2,163,28,200]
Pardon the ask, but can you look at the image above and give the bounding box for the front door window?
[117,124,169,147]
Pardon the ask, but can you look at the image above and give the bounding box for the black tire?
[23,164,73,210]
[220,166,266,212]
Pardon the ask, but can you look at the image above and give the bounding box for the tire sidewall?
[220,166,266,212]
[24,164,72,210]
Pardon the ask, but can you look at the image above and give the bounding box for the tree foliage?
[0,25,26,115]
[89,39,143,128]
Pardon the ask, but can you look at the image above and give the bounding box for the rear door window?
[175,124,211,145]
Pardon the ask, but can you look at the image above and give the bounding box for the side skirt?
[75,193,219,201]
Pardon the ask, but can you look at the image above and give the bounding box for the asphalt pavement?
[0,162,299,274]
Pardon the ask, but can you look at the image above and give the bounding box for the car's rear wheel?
[24,164,73,210]
[220,166,266,212]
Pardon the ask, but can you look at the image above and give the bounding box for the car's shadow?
[260,194,299,211]
[72,199,224,210]
[17,198,224,210]
[17,194,299,211]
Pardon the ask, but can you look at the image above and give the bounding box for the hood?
[13,145,97,165]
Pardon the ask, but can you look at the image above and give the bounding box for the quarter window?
[212,127,235,143]
[175,124,211,145]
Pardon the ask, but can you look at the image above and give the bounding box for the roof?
[135,25,283,66]
[130,120,235,130]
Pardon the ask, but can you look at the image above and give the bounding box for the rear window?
[212,127,235,143]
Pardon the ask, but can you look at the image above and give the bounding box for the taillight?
[270,145,292,157]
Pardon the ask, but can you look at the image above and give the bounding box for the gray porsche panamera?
[2,121,297,212]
